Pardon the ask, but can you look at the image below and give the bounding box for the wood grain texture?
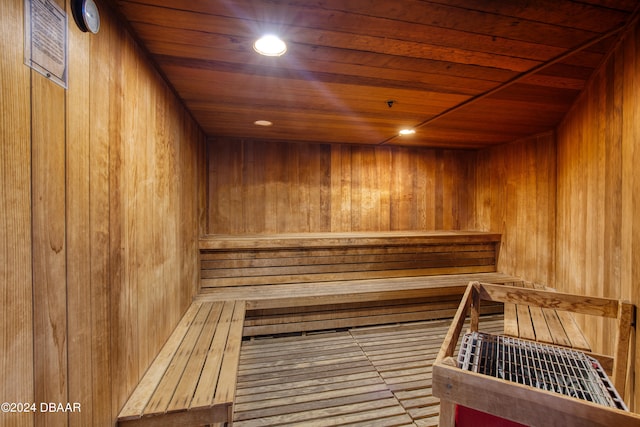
[435,282,636,424]
[112,0,635,148]
[67,10,94,427]
[557,14,640,410]
[235,316,505,426]
[0,1,34,426]
[118,301,242,426]
[207,139,473,234]
[199,232,500,292]
[470,132,557,286]
[31,51,68,427]
[102,9,207,426]
[1,1,207,425]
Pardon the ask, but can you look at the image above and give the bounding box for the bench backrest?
[199,231,501,289]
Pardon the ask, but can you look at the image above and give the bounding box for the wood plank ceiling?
[114,0,639,149]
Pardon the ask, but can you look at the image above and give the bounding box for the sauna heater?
[455,332,627,426]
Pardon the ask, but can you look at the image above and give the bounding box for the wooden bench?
[197,272,522,336]
[199,231,502,288]
[433,281,637,427]
[118,231,522,426]
[117,300,245,427]
[198,231,520,336]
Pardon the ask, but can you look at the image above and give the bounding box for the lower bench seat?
[197,272,523,336]
[117,300,245,427]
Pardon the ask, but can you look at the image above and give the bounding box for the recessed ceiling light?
[253,35,287,56]
[399,129,416,136]
[254,120,273,126]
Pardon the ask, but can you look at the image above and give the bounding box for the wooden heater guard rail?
[433,281,638,427]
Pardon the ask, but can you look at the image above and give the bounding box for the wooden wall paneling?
[370,147,384,231]
[312,143,331,232]
[558,70,606,353]
[415,148,432,230]
[169,90,184,328]
[535,134,557,286]
[433,150,445,229]
[556,16,640,408]
[0,1,206,424]
[469,149,488,231]
[521,139,544,282]
[603,48,624,326]
[263,140,279,233]
[621,18,640,410]
[88,25,113,423]
[120,25,143,409]
[175,109,188,300]
[242,140,265,234]
[31,69,68,427]
[194,115,209,300]
[592,63,609,353]
[438,150,465,230]
[109,15,130,419]
[241,140,255,233]
[198,122,209,237]
[350,146,363,230]
[330,144,351,231]
[283,143,300,232]
[473,133,556,286]
[357,146,373,230]
[303,143,320,232]
[298,143,312,231]
[30,0,67,415]
[360,144,379,230]
[452,150,471,230]
[0,1,34,425]
[123,36,148,377]
[319,143,332,232]
[105,11,206,419]
[443,150,459,230]
[502,146,528,277]
[156,78,186,357]
[276,142,291,232]
[391,148,416,230]
[340,144,354,232]
[377,146,393,231]
[208,138,224,232]
[207,140,476,234]
[66,15,93,427]
[140,60,157,369]
[153,83,171,359]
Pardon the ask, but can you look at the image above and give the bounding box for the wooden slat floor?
[234,315,504,426]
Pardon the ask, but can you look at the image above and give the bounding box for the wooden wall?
[2,0,638,423]
[556,17,640,409]
[207,139,474,234]
[0,1,206,426]
[471,132,557,286]
[205,134,558,288]
[1,0,33,426]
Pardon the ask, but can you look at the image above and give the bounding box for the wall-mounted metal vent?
[458,332,627,411]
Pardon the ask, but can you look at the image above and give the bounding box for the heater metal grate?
[458,332,627,411]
